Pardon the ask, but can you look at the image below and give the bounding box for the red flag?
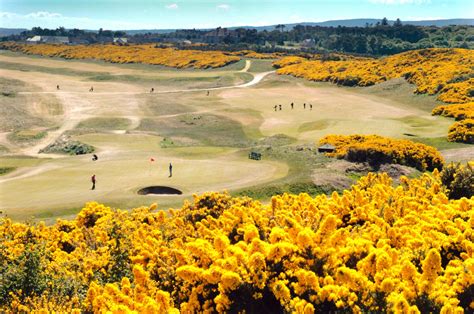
[150,157,155,162]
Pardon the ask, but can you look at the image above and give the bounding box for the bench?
[249,152,262,160]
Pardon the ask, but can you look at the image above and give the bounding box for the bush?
[1,174,473,312]
[447,119,474,143]
[320,134,444,171]
[440,162,474,199]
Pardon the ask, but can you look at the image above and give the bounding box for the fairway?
[0,51,464,221]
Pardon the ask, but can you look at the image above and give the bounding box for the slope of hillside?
[1,171,473,312]
[0,43,240,69]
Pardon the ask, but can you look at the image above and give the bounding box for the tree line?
[2,18,472,56]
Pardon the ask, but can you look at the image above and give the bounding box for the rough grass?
[76,117,131,130]
[7,129,47,144]
[248,59,276,73]
[233,145,335,200]
[140,95,195,116]
[298,120,332,132]
[137,113,252,147]
[412,137,472,150]
[395,116,435,128]
[0,144,10,154]
[87,72,252,89]
[0,167,16,176]
[0,77,61,132]
[357,78,443,112]
[0,60,109,77]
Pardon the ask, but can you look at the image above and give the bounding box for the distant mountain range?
[122,18,474,34]
[1,18,473,37]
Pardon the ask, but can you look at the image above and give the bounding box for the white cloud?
[0,11,158,30]
[165,3,179,10]
[216,4,230,10]
[369,0,431,4]
[25,11,63,18]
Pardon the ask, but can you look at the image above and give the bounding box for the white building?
[26,36,69,44]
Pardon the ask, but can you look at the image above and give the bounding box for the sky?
[0,0,472,30]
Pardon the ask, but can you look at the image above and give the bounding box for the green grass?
[357,78,442,113]
[0,167,16,176]
[233,145,336,200]
[88,72,252,88]
[298,120,332,132]
[412,137,472,150]
[0,60,110,77]
[235,181,328,199]
[137,113,252,147]
[248,59,276,73]
[7,130,47,143]
[0,144,10,154]
[76,117,131,130]
[395,116,434,128]
[0,156,49,168]
[141,95,195,116]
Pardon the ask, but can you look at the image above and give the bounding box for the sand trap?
[137,186,183,195]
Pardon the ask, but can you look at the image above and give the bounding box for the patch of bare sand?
[441,147,474,163]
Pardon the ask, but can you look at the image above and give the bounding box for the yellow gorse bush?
[432,102,474,144]
[276,48,474,104]
[0,42,240,69]
[447,119,474,144]
[1,172,473,313]
[319,134,445,171]
[432,102,474,121]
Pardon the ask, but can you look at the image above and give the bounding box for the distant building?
[70,38,90,45]
[318,143,336,153]
[113,37,128,44]
[301,38,316,48]
[26,36,69,44]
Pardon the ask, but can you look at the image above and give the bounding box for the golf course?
[0,50,471,222]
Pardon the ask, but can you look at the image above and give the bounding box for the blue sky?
[0,0,472,30]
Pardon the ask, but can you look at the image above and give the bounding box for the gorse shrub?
[0,42,240,69]
[1,173,473,313]
[440,162,474,199]
[276,48,474,104]
[447,119,474,144]
[319,134,444,171]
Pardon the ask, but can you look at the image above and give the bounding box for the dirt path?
[239,60,251,73]
[441,147,474,162]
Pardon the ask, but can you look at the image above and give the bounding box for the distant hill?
[119,18,473,34]
[1,19,472,37]
[0,28,27,37]
[231,19,474,32]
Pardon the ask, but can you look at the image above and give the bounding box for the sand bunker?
[137,186,183,195]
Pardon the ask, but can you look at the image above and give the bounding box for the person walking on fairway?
[169,163,173,177]
[207,90,210,96]
[279,104,282,111]
[310,104,313,110]
[274,105,277,111]
[150,87,154,93]
[291,102,294,109]
[91,174,96,190]
[89,86,94,92]
[303,103,306,109]
[57,85,60,90]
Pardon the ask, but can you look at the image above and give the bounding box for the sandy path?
[239,60,251,72]
[441,147,474,162]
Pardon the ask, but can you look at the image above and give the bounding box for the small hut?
[318,143,336,153]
